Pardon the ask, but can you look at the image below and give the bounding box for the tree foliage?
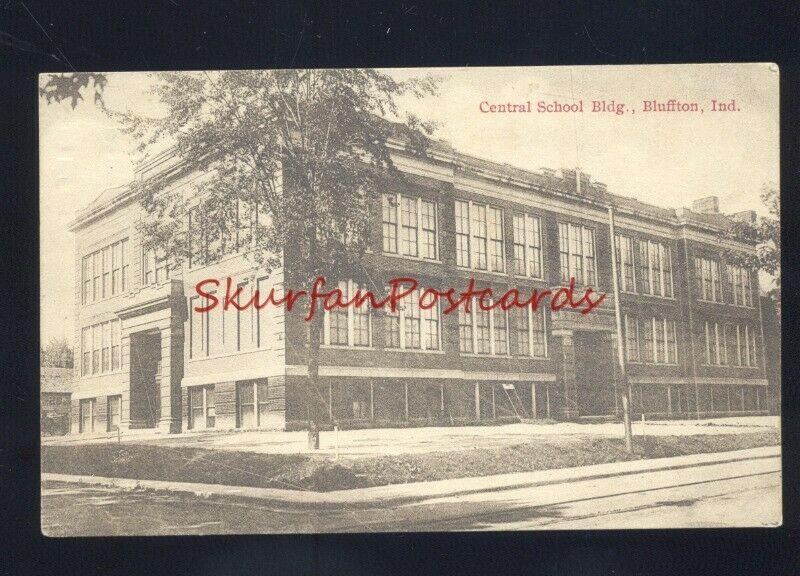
[121,70,438,287]
[723,184,780,292]
[41,337,74,369]
[39,73,108,109]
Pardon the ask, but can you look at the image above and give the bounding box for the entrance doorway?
[573,331,616,416]
[129,331,161,428]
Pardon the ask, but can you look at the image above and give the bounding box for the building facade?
[69,139,770,434]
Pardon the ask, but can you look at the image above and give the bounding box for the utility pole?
[608,204,634,453]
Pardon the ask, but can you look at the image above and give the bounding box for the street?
[41,453,781,535]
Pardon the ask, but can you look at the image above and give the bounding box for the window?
[382,193,438,260]
[384,286,439,351]
[111,320,120,370]
[79,398,96,433]
[728,265,753,307]
[635,316,678,364]
[101,322,111,372]
[189,295,210,358]
[696,257,723,302]
[455,200,505,272]
[143,247,170,285]
[458,306,473,353]
[615,235,636,292]
[558,223,596,285]
[514,307,548,357]
[727,324,758,367]
[81,319,122,376]
[237,381,256,428]
[236,379,270,428]
[189,385,215,429]
[107,395,121,432]
[81,239,128,304]
[322,280,372,348]
[624,315,640,362]
[472,204,488,270]
[236,281,254,351]
[513,213,543,278]
[81,328,90,375]
[703,321,726,365]
[459,298,511,356]
[382,194,398,253]
[455,200,470,267]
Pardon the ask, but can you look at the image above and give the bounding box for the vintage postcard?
[39,64,781,535]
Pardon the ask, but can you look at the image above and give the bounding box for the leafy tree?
[39,73,108,109]
[41,337,74,369]
[119,69,438,446]
[723,184,781,315]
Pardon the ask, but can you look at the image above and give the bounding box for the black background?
[3,1,799,574]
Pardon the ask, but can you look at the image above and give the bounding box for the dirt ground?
[42,429,780,492]
[43,415,780,458]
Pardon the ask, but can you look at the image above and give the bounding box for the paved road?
[41,455,781,535]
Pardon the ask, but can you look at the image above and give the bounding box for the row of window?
[695,258,753,306]
[189,278,272,358]
[81,320,121,376]
[702,321,759,367]
[615,235,674,297]
[624,315,679,364]
[81,239,130,304]
[78,395,121,433]
[187,380,270,430]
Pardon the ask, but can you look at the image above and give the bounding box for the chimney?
[731,210,757,224]
[691,195,719,214]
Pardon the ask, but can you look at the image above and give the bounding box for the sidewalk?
[42,445,780,509]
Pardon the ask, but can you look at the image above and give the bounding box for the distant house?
[41,367,73,436]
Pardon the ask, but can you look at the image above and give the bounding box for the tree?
[41,337,74,369]
[723,184,781,318]
[119,70,438,447]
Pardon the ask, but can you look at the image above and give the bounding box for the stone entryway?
[129,331,162,429]
[574,331,617,416]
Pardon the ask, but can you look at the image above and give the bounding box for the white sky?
[39,64,779,344]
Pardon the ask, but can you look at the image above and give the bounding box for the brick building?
[69,138,770,434]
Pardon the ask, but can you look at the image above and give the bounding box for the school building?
[68,137,770,434]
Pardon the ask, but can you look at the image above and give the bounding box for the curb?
[41,445,781,508]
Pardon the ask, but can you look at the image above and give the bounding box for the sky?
[39,64,779,344]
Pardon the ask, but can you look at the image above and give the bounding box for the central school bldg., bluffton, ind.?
[68,138,770,434]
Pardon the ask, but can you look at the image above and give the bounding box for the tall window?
[615,235,636,292]
[455,200,505,272]
[727,265,753,307]
[624,314,640,362]
[513,307,548,357]
[189,385,216,429]
[321,281,372,348]
[236,379,271,428]
[107,395,121,432]
[696,257,723,302]
[382,193,437,260]
[189,295,210,358]
[79,398,96,433]
[632,239,673,297]
[633,316,677,364]
[459,298,510,356]
[143,247,170,285]
[81,318,122,376]
[703,321,726,365]
[513,213,543,278]
[558,223,596,285]
[81,238,128,304]
[455,200,470,267]
[384,286,440,351]
[726,324,758,367]
[458,306,473,353]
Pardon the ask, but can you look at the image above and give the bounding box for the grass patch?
[42,430,779,492]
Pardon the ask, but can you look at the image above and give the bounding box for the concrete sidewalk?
[42,445,780,509]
